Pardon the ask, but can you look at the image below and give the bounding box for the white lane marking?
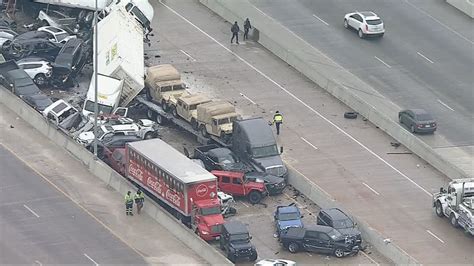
[84,253,99,266]
[417,52,434,64]
[34,260,43,266]
[404,0,474,45]
[312,14,329,26]
[23,204,40,218]
[361,251,380,265]
[239,92,257,104]
[374,56,391,68]
[437,99,455,111]
[179,49,196,61]
[300,137,318,150]
[241,201,250,208]
[426,230,445,244]
[159,0,432,197]
[362,182,380,196]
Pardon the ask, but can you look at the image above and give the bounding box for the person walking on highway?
[272,111,283,135]
[134,189,145,215]
[231,21,240,44]
[125,191,134,216]
[243,18,252,40]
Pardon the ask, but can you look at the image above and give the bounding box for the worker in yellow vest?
[125,191,134,216]
[273,111,283,135]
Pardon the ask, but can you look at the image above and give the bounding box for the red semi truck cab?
[125,139,224,240]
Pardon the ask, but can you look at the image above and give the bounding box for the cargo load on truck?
[126,139,225,240]
[197,100,240,140]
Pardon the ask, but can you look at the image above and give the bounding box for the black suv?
[52,38,88,87]
[219,221,258,263]
[317,208,362,248]
[280,225,360,258]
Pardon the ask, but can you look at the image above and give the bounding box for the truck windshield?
[126,4,150,29]
[84,100,114,115]
[252,145,279,158]
[333,219,354,229]
[229,233,249,242]
[278,212,299,221]
[200,206,221,216]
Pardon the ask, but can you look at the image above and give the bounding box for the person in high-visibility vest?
[125,191,134,216]
[273,111,283,135]
[134,189,145,214]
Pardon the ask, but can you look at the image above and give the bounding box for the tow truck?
[433,178,474,235]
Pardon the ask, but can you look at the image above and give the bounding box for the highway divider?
[447,0,474,18]
[0,87,232,266]
[199,0,472,180]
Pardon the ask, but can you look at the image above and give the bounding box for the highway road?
[251,0,474,147]
[152,0,473,264]
[0,145,146,265]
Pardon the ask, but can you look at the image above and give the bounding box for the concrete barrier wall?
[0,88,232,266]
[199,0,472,182]
[447,0,474,18]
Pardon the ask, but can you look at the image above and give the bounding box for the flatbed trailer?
[135,95,229,147]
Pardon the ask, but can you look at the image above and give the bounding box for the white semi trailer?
[433,178,474,235]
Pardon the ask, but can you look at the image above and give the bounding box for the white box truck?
[82,8,144,117]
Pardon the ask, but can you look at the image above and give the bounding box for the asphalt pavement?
[150,0,474,264]
[250,0,474,147]
[0,145,146,265]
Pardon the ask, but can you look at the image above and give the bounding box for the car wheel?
[200,125,209,138]
[144,132,154,140]
[450,213,458,228]
[147,110,156,120]
[410,125,416,133]
[435,201,444,217]
[250,252,258,261]
[288,242,299,253]
[334,248,345,258]
[344,19,349,29]
[34,74,47,86]
[358,29,365,38]
[248,190,262,204]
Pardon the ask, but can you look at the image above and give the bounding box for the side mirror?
[280,146,284,154]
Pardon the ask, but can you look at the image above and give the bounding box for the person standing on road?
[125,191,134,216]
[134,189,145,215]
[231,21,240,44]
[243,18,252,40]
[272,111,283,135]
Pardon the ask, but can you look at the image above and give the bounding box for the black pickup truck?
[193,144,249,172]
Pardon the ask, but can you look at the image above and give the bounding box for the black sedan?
[22,94,53,111]
[399,109,437,134]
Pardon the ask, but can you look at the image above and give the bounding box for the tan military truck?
[172,94,212,129]
[145,64,189,111]
[197,101,240,140]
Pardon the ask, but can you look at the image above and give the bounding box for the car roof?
[408,109,429,115]
[277,205,299,214]
[359,11,379,19]
[103,134,142,143]
[321,208,350,220]
[17,57,48,64]
[6,69,30,78]
[224,221,248,234]
[59,38,83,54]
[16,31,49,40]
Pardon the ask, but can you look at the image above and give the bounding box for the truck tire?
[144,132,154,140]
[200,125,209,137]
[450,213,458,228]
[171,106,178,118]
[147,110,156,120]
[435,201,444,217]
[248,191,262,204]
[161,100,169,112]
[250,252,258,261]
[288,242,299,253]
[156,114,165,125]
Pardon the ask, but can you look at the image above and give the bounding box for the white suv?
[344,11,384,38]
[17,57,53,86]
[37,26,76,45]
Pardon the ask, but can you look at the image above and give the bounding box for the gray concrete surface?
[149,0,474,264]
[447,0,474,17]
[0,101,208,265]
[0,145,146,265]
